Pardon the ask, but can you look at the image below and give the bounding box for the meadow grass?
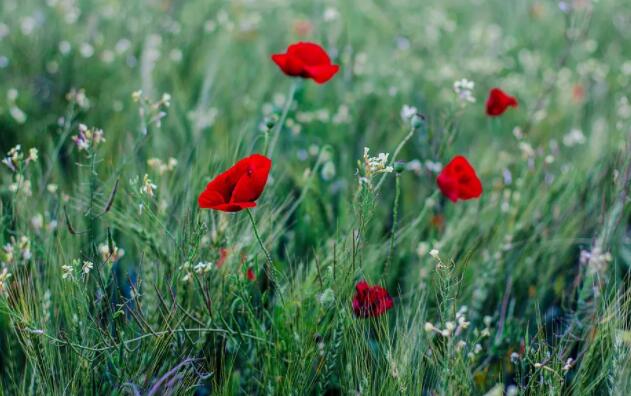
[0,0,630,394]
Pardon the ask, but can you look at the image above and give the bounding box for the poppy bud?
[394,161,406,174]
[411,113,425,129]
[264,115,278,130]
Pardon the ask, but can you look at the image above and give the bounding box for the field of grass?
[1,0,630,394]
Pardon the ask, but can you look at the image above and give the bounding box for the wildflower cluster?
[179,261,214,282]
[61,259,95,281]
[453,78,476,104]
[358,147,393,187]
[2,144,38,172]
[72,124,105,152]
[147,157,178,175]
[98,242,125,264]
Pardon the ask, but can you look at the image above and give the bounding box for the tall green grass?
[0,0,630,394]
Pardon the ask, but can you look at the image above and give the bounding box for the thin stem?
[266,82,298,158]
[385,173,401,275]
[375,125,415,192]
[246,209,273,270]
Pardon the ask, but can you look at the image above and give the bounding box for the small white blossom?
[193,261,214,274]
[141,174,157,197]
[400,104,418,121]
[562,128,586,147]
[61,264,74,280]
[453,78,476,104]
[82,261,94,275]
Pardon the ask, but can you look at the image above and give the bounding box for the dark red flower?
[436,156,483,202]
[198,154,271,212]
[352,280,393,318]
[485,88,518,116]
[246,267,256,281]
[272,42,339,84]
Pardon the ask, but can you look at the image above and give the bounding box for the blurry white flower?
[562,357,574,372]
[518,142,535,158]
[9,106,27,124]
[160,93,171,107]
[424,160,442,173]
[321,161,336,181]
[562,128,586,147]
[59,41,72,54]
[318,288,335,307]
[132,90,143,102]
[141,174,157,197]
[194,261,214,274]
[429,249,440,259]
[453,78,476,104]
[82,261,94,275]
[61,264,74,280]
[417,242,429,257]
[79,42,94,58]
[456,340,467,351]
[332,104,351,124]
[323,7,339,21]
[99,243,125,263]
[400,104,417,121]
[31,214,44,230]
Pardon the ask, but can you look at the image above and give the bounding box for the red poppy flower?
[485,88,518,116]
[198,154,272,212]
[352,280,393,318]
[246,267,256,281]
[271,42,339,84]
[436,156,483,202]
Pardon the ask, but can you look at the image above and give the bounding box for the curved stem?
[266,82,298,158]
[246,209,273,270]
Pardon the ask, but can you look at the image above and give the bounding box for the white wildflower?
[82,261,94,275]
[400,104,418,121]
[562,128,586,147]
[141,174,157,197]
[193,261,214,274]
[61,264,74,280]
[453,78,476,104]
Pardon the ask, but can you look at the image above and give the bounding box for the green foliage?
[0,0,630,395]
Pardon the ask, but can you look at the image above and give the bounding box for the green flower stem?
[246,209,273,275]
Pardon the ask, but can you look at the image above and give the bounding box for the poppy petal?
[210,202,257,212]
[198,189,225,208]
[303,64,340,84]
[230,166,270,204]
[288,41,330,64]
[271,53,287,70]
